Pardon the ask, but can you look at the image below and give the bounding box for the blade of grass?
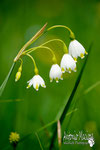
[84,81,100,94]
[64,81,100,132]
[35,132,44,150]
[39,117,51,138]
[0,99,23,103]
[0,62,15,97]
[66,108,78,117]
[49,43,93,150]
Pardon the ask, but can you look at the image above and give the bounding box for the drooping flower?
[49,64,63,83]
[27,75,46,91]
[69,39,88,62]
[60,54,76,73]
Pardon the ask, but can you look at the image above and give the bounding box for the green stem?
[35,132,44,150]
[13,146,16,150]
[23,38,68,54]
[18,58,23,72]
[47,25,75,40]
[23,46,57,64]
[19,58,23,65]
[41,39,68,53]
[25,53,39,74]
[37,120,57,132]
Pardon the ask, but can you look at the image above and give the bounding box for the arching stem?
[41,39,68,53]
[23,46,57,64]
[47,25,75,40]
[25,53,39,74]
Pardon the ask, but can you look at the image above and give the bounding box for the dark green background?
[0,0,100,149]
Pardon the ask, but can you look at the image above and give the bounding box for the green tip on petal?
[68,68,71,73]
[74,67,77,72]
[74,57,77,62]
[50,78,53,82]
[61,68,65,73]
[60,75,63,80]
[35,84,39,91]
[42,84,46,88]
[80,53,84,59]
[26,85,30,89]
[85,50,88,55]
[55,77,59,83]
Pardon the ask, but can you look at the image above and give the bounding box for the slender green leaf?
[35,132,44,150]
[66,108,78,117]
[0,62,15,97]
[49,43,93,150]
[0,99,23,103]
[84,81,100,94]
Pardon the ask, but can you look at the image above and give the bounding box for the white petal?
[27,78,34,87]
[49,64,62,81]
[60,54,76,73]
[69,40,85,59]
[27,75,46,90]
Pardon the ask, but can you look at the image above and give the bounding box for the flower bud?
[15,64,22,82]
[15,71,21,82]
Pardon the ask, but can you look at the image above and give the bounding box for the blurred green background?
[0,0,100,149]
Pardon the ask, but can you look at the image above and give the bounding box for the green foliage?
[0,63,15,97]
[0,0,100,150]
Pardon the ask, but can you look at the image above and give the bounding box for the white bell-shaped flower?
[60,54,76,73]
[27,75,46,91]
[49,64,63,83]
[69,39,88,62]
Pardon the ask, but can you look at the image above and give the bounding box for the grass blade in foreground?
[49,43,93,150]
[84,81,100,94]
[0,62,15,97]
[35,132,44,150]
[0,99,23,103]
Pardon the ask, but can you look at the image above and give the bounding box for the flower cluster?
[14,24,88,91]
[26,40,87,91]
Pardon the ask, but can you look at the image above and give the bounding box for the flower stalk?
[25,53,39,75]
[40,38,68,53]
[47,25,75,40]
[24,46,57,64]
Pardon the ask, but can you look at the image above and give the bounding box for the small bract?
[27,75,46,91]
[69,39,88,62]
[60,54,76,73]
[49,64,63,83]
